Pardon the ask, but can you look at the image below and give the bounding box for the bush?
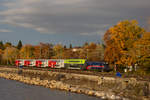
[138,61,150,74]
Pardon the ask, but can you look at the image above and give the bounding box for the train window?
[69,61,80,62]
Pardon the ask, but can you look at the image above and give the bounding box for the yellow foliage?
[3,47,19,64]
[20,44,35,59]
[134,32,150,62]
[104,20,145,67]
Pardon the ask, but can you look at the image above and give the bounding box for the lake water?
[0,78,101,100]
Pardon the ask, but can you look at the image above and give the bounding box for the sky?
[0,0,150,46]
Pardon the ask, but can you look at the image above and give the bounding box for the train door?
[31,60,36,67]
[59,59,65,68]
[42,60,47,67]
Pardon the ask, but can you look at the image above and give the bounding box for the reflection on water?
[0,78,100,100]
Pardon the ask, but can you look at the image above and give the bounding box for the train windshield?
[87,62,104,66]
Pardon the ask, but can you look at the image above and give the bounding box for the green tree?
[0,41,4,50]
[69,44,72,49]
[64,45,67,49]
[17,40,22,50]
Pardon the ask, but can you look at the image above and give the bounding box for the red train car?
[48,60,56,68]
[36,60,42,67]
[24,60,31,66]
[15,60,20,67]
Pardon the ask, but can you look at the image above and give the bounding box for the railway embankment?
[0,67,149,100]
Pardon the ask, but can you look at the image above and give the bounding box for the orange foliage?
[34,43,53,59]
[20,44,35,59]
[104,20,145,66]
[3,47,19,64]
[134,32,150,62]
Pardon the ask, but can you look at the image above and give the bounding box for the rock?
[142,97,150,100]
[121,81,127,89]
[1,67,148,100]
[115,96,121,100]
[97,77,103,85]
[110,95,116,100]
[18,69,23,74]
[87,90,94,95]
[84,89,89,94]
[122,98,130,100]
[94,91,105,97]
[50,85,55,88]
[70,87,77,92]
[56,74,65,81]
[101,96,106,100]
[76,89,82,93]
[50,80,57,85]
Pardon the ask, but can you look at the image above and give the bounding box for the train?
[15,59,110,71]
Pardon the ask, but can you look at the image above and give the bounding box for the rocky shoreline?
[0,67,149,100]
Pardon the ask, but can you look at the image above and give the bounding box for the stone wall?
[0,67,149,100]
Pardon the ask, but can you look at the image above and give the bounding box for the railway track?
[0,65,113,76]
[0,65,150,81]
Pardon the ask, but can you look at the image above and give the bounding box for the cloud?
[80,30,104,36]
[0,0,150,35]
[0,29,12,32]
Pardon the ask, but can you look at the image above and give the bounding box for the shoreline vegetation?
[0,67,149,100]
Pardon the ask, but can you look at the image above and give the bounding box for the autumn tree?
[4,42,12,48]
[79,42,104,61]
[34,45,41,59]
[79,42,96,60]
[133,32,150,71]
[104,20,145,69]
[3,47,19,65]
[62,49,80,59]
[0,49,3,64]
[52,44,64,59]
[20,44,35,59]
[85,42,97,61]
[34,43,53,59]
[83,42,89,47]
[95,44,105,61]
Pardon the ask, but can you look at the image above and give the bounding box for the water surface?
[0,78,101,100]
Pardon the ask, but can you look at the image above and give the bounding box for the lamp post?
[86,49,89,60]
[6,48,8,65]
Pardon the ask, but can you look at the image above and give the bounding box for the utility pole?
[40,45,42,59]
[86,49,89,60]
